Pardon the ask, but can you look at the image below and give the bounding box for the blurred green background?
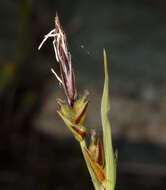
[0,0,166,190]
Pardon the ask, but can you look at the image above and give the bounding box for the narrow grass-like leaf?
[101,49,116,190]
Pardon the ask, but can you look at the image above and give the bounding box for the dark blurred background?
[0,0,166,190]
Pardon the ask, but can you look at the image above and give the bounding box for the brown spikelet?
[84,147,105,183]
[38,12,77,106]
[54,13,77,106]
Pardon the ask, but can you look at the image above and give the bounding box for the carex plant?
[38,13,117,190]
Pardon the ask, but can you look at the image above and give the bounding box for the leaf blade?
[101,49,116,190]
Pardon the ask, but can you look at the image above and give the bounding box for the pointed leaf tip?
[101,49,116,190]
[103,49,107,74]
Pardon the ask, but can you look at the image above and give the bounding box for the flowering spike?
[73,91,89,125]
[89,130,104,167]
[83,147,105,184]
[38,12,77,106]
[38,14,117,190]
[55,93,88,142]
[57,108,86,142]
[54,13,76,106]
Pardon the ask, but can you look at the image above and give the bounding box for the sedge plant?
[38,13,117,190]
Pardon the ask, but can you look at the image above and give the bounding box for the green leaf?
[101,49,116,190]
